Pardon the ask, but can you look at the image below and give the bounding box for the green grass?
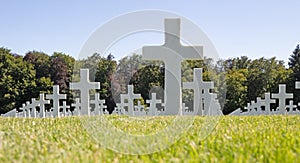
[0,115,299,162]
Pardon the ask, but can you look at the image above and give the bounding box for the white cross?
[202,89,217,115]
[20,103,26,118]
[142,19,203,115]
[256,97,264,114]
[134,100,144,111]
[134,101,146,116]
[120,85,141,116]
[25,101,32,118]
[272,84,293,114]
[70,69,100,116]
[264,93,276,114]
[146,93,162,116]
[286,100,297,114]
[36,94,50,118]
[31,98,40,118]
[183,68,214,116]
[182,103,192,115]
[71,98,81,116]
[46,85,67,117]
[61,101,70,117]
[248,101,258,115]
[90,93,106,115]
[113,104,124,115]
[244,102,251,113]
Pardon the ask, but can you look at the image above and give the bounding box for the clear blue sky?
[1,0,299,64]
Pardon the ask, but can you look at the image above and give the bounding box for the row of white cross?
[230,83,300,116]
[2,68,220,118]
[2,18,223,118]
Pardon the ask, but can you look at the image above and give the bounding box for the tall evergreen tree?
[287,44,300,105]
[288,44,300,80]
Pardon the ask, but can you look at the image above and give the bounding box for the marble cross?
[272,84,293,114]
[255,97,264,114]
[285,100,297,114]
[36,94,50,118]
[20,103,27,118]
[202,89,217,115]
[183,68,214,116]
[146,93,162,116]
[90,93,106,115]
[72,98,81,116]
[61,101,70,117]
[263,93,276,114]
[120,85,141,116]
[143,19,203,115]
[113,104,124,115]
[134,101,146,116]
[249,100,261,115]
[134,100,144,111]
[31,98,40,118]
[70,69,100,116]
[25,101,32,118]
[46,85,67,117]
[244,103,251,113]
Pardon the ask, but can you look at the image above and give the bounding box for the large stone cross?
[70,69,100,116]
[142,19,203,115]
[272,84,293,113]
[46,85,67,117]
[183,68,214,115]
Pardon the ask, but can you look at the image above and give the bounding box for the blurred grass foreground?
[0,115,299,162]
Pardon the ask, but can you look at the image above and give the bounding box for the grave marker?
[61,101,70,117]
[46,85,67,117]
[183,68,214,116]
[143,19,203,115]
[36,94,50,118]
[272,84,293,114]
[120,85,141,116]
[90,93,106,115]
[146,93,162,116]
[70,69,100,116]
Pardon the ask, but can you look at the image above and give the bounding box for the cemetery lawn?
[0,115,299,162]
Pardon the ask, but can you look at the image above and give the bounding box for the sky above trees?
[0,0,299,64]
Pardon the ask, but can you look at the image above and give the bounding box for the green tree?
[287,44,300,104]
[95,54,117,113]
[50,52,75,106]
[223,69,248,114]
[130,65,164,101]
[0,48,37,113]
[23,51,51,79]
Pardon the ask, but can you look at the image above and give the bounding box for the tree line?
[0,44,299,115]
